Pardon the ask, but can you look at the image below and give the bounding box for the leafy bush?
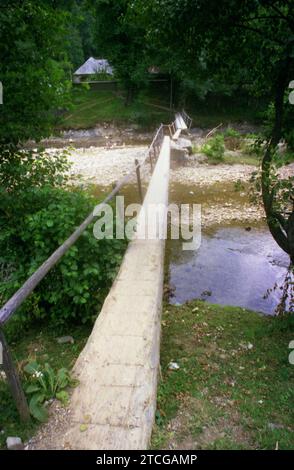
[223,127,242,150]
[0,147,70,191]
[201,134,225,162]
[0,186,126,330]
[0,149,126,332]
[243,136,265,158]
[24,361,74,422]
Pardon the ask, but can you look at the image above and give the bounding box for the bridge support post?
[0,328,30,422]
[149,151,153,172]
[135,159,143,204]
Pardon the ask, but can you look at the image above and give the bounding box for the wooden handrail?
[0,124,165,325]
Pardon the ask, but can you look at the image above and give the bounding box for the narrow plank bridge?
[0,111,192,450]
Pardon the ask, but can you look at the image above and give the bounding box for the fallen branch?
[205,123,223,139]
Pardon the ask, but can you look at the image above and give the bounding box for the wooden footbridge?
[0,111,192,449]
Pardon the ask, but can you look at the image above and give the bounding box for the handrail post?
[149,150,153,172]
[0,329,30,422]
[0,121,171,424]
[135,159,143,204]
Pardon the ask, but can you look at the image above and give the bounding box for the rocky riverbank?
[43,130,292,228]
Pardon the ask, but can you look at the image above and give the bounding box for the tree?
[135,0,294,263]
[92,0,149,104]
[0,0,71,146]
[62,0,98,70]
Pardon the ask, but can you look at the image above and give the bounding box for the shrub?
[223,127,241,138]
[223,127,242,150]
[0,147,70,191]
[0,149,126,332]
[24,361,75,422]
[201,134,225,162]
[0,186,126,330]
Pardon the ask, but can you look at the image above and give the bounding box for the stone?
[170,140,188,162]
[0,371,6,381]
[6,437,24,450]
[268,422,285,431]
[57,336,74,344]
[190,127,205,137]
[176,137,193,154]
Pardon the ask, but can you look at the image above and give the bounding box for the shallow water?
[168,224,289,315]
[30,128,151,149]
[92,182,289,315]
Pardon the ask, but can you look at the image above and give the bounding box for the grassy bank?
[152,301,294,450]
[59,87,171,130]
[0,323,91,449]
[59,86,261,131]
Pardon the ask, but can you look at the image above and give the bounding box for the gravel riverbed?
[45,144,294,227]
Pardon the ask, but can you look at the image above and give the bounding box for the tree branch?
[233,23,284,46]
[267,1,294,31]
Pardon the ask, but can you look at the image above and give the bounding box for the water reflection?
[168,225,289,315]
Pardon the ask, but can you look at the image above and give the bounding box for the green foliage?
[201,134,225,163]
[263,98,294,151]
[250,151,294,231]
[92,0,149,103]
[91,72,115,82]
[243,136,265,157]
[0,186,126,329]
[223,127,240,139]
[0,150,126,331]
[0,147,70,191]
[0,1,72,145]
[24,361,74,421]
[64,1,97,68]
[0,323,90,448]
[136,0,292,99]
[222,128,242,151]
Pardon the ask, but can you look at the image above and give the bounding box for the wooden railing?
[0,111,192,422]
[0,124,166,422]
[181,109,193,129]
[166,109,193,138]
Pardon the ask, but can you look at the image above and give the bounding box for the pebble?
[268,422,285,431]
[0,371,6,381]
[6,437,24,450]
[57,336,74,345]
